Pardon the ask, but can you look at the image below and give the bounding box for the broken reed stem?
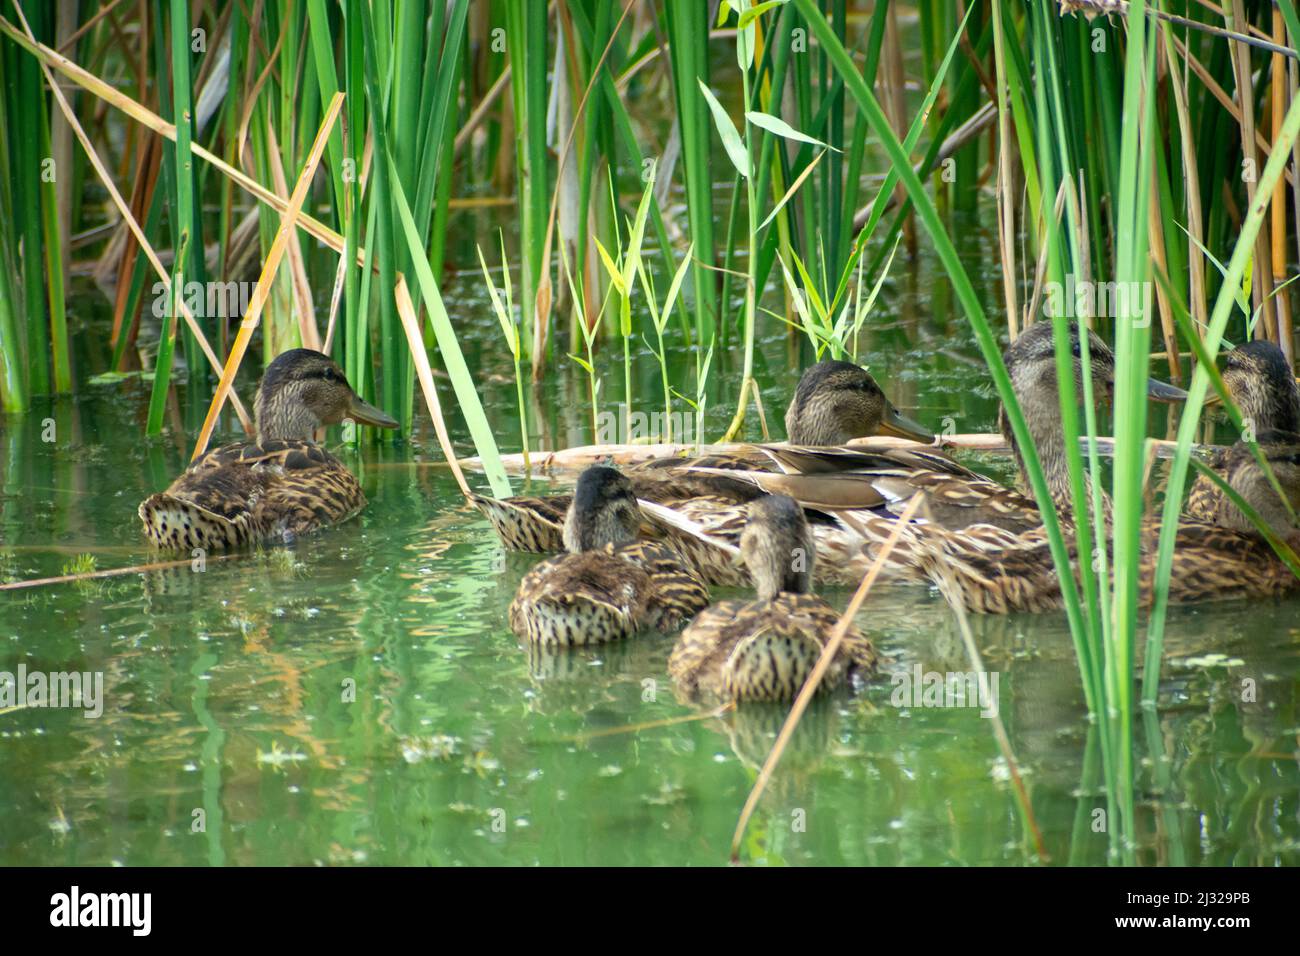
[0,16,353,255]
[190,92,344,460]
[559,702,735,743]
[0,554,241,591]
[931,559,1049,862]
[728,492,924,862]
[394,276,472,497]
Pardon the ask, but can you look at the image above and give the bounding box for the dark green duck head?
[562,465,641,553]
[739,494,816,602]
[785,359,932,445]
[254,349,398,441]
[1216,340,1300,437]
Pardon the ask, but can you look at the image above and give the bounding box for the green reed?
[1,8,1299,867]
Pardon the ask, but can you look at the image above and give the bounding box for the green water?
[3,213,1299,866]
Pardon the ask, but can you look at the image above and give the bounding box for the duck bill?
[876,405,934,443]
[1145,377,1189,404]
[347,394,399,429]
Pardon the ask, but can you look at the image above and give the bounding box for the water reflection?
[1,273,1297,866]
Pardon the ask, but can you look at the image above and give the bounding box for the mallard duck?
[138,349,397,550]
[1186,340,1300,524]
[731,321,1187,532]
[668,495,876,703]
[910,441,1300,615]
[507,465,710,647]
[472,357,935,556]
[648,321,1188,586]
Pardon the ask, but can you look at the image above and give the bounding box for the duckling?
[507,466,710,647]
[668,495,877,703]
[1186,340,1300,525]
[138,349,397,551]
[471,358,934,556]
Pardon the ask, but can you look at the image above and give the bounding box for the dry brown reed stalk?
[925,535,1049,862]
[190,92,344,460]
[728,493,923,862]
[0,19,354,255]
[0,554,241,591]
[1162,19,1209,337]
[1228,0,1276,335]
[393,276,472,498]
[1169,30,1297,188]
[530,0,636,382]
[4,3,254,431]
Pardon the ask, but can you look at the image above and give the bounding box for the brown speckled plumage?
[669,496,876,703]
[1186,341,1300,525]
[507,467,709,647]
[138,349,397,551]
[509,540,709,646]
[473,359,933,558]
[912,517,1300,615]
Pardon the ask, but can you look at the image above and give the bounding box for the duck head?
[1217,340,1300,437]
[785,359,932,445]
[562,465,641,553]
[997,322,1185,482]
[740,494,815,602]
[254,349,398,441]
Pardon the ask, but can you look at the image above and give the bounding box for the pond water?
[2,205,1299,867]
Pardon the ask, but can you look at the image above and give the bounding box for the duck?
[718,321,1187,533]
[472,357,940,559]
[909,438,1300,615]
[652,321,1188,586]
[668,495,877,703]
[1186,339,1300,525]
[138,348,398,551]
[507,465,710,647]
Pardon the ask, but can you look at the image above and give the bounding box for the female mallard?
[472,358,935,555]
[910,440,1300,615]
[1186,340,1300,524]
[668,495,876,703]
[727,321,1187,534]
[647,321,1188,586]
[507,466,710,647]
[138,349,398,551]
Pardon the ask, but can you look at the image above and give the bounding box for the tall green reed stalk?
[146,0,199,436]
